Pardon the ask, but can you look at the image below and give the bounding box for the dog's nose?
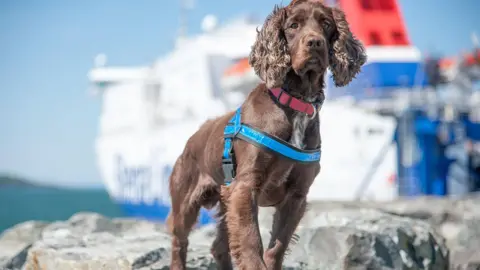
[306,37,323,49]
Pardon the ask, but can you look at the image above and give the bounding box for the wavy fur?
[329,7,367,87]
[249,1,366,88]
[249,5,291,89]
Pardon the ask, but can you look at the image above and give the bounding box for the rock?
[0,221,48,268]
[39,212,166,240]
[258,207,449,269]
[22,220,213,270]
[0,209,448,270]
[305,195,480,269]
[448,219,480,270]
[364,195,480,270]
[2,195,480,269]
[21,212,172,270]
[0,221,49,244]
[1,244,32,270]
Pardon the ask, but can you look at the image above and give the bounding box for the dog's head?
[249,0,367,88]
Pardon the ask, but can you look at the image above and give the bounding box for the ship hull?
[95,103,398,226]
[95,119,220,225]
[118,201,215,225]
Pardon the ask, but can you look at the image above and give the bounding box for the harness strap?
[221,107,321,185]
[222,108,241,185]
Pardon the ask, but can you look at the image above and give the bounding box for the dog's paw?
[263,239,283,270]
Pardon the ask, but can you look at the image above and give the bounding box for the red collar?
[269,88,319,117]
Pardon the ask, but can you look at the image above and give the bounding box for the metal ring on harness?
[308,105,318,120]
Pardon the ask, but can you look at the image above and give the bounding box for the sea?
[0,186,125,233]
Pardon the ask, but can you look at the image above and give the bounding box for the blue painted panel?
[327,61,429,100]
[118,202,217,225]
[467,122,480,141]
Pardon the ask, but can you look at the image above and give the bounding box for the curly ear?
[248,5,290,89]
[329,8,367,87]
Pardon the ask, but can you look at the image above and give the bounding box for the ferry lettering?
[115,156,174,205]
[116,156,152,204]
[145,164,173,205]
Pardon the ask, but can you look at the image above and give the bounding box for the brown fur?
[167,0,366,269]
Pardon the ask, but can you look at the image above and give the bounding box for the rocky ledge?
[1,194,480,270]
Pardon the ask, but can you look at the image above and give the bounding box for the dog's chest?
[289,114,310,149]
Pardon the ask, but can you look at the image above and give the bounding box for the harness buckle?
[222,158,236,183]
[308,105,318,119]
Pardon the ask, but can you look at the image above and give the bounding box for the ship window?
[391,31,407,45]
[361,0,394,11]
[360,0,374,10]
[145,82,161,104]
[378,0,394,11]
[368,127,384,135]
[369,32,382,45]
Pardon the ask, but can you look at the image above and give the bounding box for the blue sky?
[0,0,479,188]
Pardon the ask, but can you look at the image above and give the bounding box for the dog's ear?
[329,7,367,87]
[249,5,290,89]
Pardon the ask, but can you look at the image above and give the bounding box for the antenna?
[177,0,195,44]
[471,32,479,48]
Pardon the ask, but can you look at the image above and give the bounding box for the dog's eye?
[290,23,299,29]
[323,22,331,30]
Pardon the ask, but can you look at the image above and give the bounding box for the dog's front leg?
[264,194,307,270]
[223,180,266,270]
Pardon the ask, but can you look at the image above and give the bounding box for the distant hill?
[0,174,55,188]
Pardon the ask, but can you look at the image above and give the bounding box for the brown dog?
[167,0,366,269]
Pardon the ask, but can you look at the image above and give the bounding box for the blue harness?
[222,107,321,185]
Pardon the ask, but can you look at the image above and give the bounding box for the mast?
[176,0,195,47]
[472,32,479,48]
